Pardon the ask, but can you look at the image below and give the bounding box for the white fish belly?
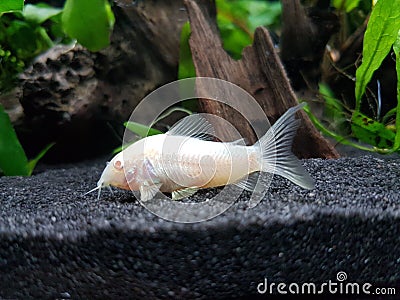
[147,136,260,191]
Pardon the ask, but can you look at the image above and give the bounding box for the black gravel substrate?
[0,155,400,299]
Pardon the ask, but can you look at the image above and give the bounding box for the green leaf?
[125,107,192,137]
[62,0,114,51]
[246,1,281,31]
[216,0,281,59]
[153,106,192,125]
[332,0,361,12]
[35,26,54,50]
[26,143,55,176]
[5,20,54,60]
[0,0,23,14]
[112,145,124,155]
[303,104,374,152]
[0,104,29,176]
[382,107,397,125]
[351,112,395,149]
[49,13,72,44]
[178,22,196,79]
[124,121,163,138]
[354,0,400,109]
[23,4,62,24]
[6,20,38,59]
[319,83,347,131]
[392,29,400,151]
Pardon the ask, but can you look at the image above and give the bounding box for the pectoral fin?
[142,158,159,182]
[139,183,162,202]
[172,187,198,200]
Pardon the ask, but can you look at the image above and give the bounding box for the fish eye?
[114,160,124,170]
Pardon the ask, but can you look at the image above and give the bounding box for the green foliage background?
[0,0,114,175]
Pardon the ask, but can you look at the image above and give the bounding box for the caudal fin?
[254,103,315,189]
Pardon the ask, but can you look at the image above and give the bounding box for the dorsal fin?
[166,114,215,141]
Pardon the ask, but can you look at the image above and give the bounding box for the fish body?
[91,103,315,201]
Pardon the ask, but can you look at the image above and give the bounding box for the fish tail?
[254,103,315,189]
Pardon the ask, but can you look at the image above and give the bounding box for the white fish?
[87,103,315,201]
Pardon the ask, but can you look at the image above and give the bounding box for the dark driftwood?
[280,0,339,90]
[185,0,339,159]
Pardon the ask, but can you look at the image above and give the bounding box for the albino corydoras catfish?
[87,103,315,201]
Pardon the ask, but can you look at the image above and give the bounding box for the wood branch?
[280,0,339,89]
[185,0,339,159]
[280,0,316,63]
